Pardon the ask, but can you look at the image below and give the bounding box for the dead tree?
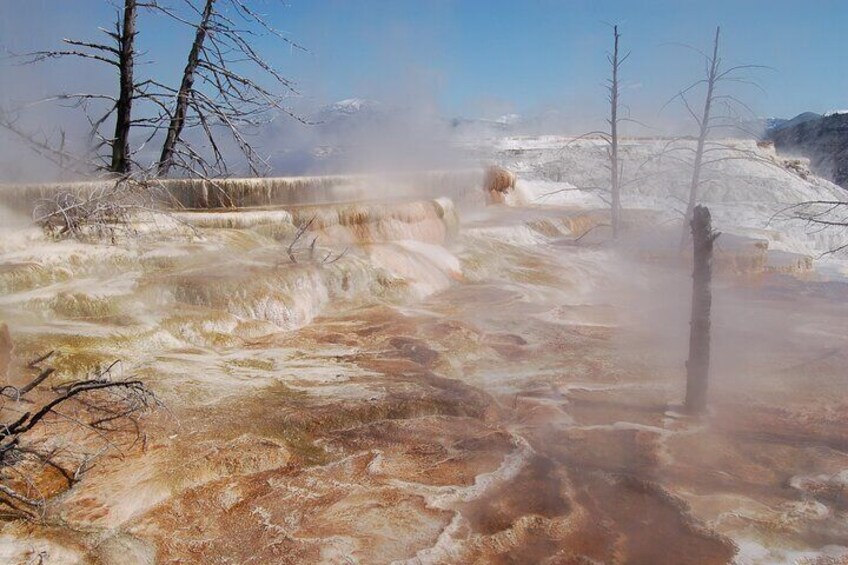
[608,25,626,238]
[148,0,307,177]
[4,0,304,180]
[680,28,720,249]
[541,24,635,236]
[773,199,848,255]
[32,178,159,241]
[666,27,768,249]
[0,112,89,177]
[284,215,348,265]
[112,0,139,173]
[685,205,720,414]
[15,0,140,175]
[155,0,216,176]
[0,351,158,519]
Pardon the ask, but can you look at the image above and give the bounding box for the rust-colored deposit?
[0,193,846,564]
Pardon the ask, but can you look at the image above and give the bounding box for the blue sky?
[280,0,848,116]
[1,0,846,120]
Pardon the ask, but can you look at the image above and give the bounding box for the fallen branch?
[0,350,159,520]
[284,216,348,266]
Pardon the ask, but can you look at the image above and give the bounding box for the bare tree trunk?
[680,27,721,249]
[685,205,720,414]
[609,25,622,238]
[157,0,215,177]
[110,0,137,174]
[10,0,300,177]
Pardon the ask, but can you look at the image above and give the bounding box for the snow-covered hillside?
[481,136,847,273]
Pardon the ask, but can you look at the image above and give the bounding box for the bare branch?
[0,348,159,520]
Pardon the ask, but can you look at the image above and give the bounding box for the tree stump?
[685,205,720,413]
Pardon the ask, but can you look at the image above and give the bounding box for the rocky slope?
[770,112,848,188]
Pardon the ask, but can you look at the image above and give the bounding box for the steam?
[0,1,771,183]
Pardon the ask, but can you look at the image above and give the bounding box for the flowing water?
[0,168,847,564]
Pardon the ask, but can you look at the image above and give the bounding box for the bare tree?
[155,0,216,176]
[4,0,305,180]
[0,351,158,520]
[533,24,634,238]
[773,199,848,255]
[284,215,348,265]
[31,177,182,241]
[147,0,307,178]
[112,0,139,173]
[679,28,720,249]
[667,27,767,248]
[15,0,140,174]
[685,205,719,414]
[608,25,626,238]
[0,111,89,177]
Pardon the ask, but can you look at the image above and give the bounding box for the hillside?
[770,112,848,188]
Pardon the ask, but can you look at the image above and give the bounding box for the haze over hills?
[306,98,838,142]
[264,100,848,192]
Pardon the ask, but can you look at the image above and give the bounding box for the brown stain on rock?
[484,166,517,205]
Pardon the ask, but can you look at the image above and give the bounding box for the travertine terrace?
[1,141,847,564]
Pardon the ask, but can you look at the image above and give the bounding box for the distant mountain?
[769,112,848,188]
[312,98,388,132]
[728,113,822,140]
[265,97,466,174]
[322,97,378,115]
[769,112,822,134]
[257,98,391,174]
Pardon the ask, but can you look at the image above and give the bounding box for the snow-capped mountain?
[325,97,378,114]
[264,97,466,174]
[312,98,387,131]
